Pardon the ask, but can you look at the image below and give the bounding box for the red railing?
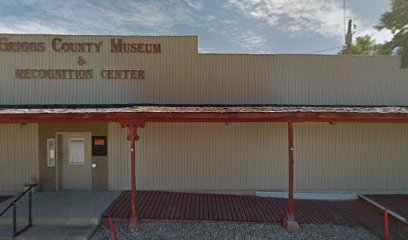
[108,213,118,240]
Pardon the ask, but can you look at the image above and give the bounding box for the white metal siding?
[0,124,39,193]
[295,123,408,192]
[108,122,288,192]
[108,122,408,193]
[1,34,407,105]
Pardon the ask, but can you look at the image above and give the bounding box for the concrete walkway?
[0,191,120,240]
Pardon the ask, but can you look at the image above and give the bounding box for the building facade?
[0,34,407,195]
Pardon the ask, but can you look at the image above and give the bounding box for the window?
[69,138,85,165]
[46,138,55,167]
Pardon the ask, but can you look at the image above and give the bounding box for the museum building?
[0,34,407,203]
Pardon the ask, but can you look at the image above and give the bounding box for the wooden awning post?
[282,122,301,232]
[121,122,145,230]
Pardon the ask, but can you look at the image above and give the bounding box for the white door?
[61,133,91,190]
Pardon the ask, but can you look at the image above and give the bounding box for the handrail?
[359,195,408,225]
[0,185,33,217]
[0,185,34,237]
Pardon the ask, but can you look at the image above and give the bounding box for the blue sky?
[0,0,392,54]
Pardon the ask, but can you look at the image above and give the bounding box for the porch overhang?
[2,104,408,231]
[1,104,408,123]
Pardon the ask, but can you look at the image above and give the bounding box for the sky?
[0,0,393,54]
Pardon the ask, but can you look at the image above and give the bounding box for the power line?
[308,46,342,54]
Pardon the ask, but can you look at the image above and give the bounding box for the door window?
[68,138,85,165]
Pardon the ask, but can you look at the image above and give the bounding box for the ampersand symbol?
[77,56,86,65]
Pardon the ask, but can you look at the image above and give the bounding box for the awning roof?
[1,104,408,114]
[1,104,408,123]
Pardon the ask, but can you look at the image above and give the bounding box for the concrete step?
[0,225,97,240]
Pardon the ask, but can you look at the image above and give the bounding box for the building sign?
[92,136,107,156]
[0,38,45,52]
[1,36,161,80]
[15,69,94,79]
[110,39,161,53]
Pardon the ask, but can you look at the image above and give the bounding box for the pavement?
[0,191,120,240]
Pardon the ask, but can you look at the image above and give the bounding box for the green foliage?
[338,35,381,55]
[376,0,408,67]
[340,0,407,67]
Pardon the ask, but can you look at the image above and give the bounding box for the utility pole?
[345,19,354,54]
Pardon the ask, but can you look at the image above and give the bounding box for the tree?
[376,0,408,67]
[338,35,381,55]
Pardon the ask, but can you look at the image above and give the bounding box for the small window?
[46,139,55,167]
[69,138,85,165]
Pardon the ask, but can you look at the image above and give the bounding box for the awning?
[1,104,408,123]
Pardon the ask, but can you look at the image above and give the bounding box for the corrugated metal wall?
[108,122,408,193]
[295,123,408,192]
[2,35,408,194]
[0,124,39,193]
[108,123,288,192]
[1,34,407,105]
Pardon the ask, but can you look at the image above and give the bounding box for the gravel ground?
[90,221,378,240]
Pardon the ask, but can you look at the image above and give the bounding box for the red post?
[108,214,118,240]
[130,136,137,227]
[282,122,300,232]
[121,122,145,230]
[384,210,389,240]
[288,122,294,217]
